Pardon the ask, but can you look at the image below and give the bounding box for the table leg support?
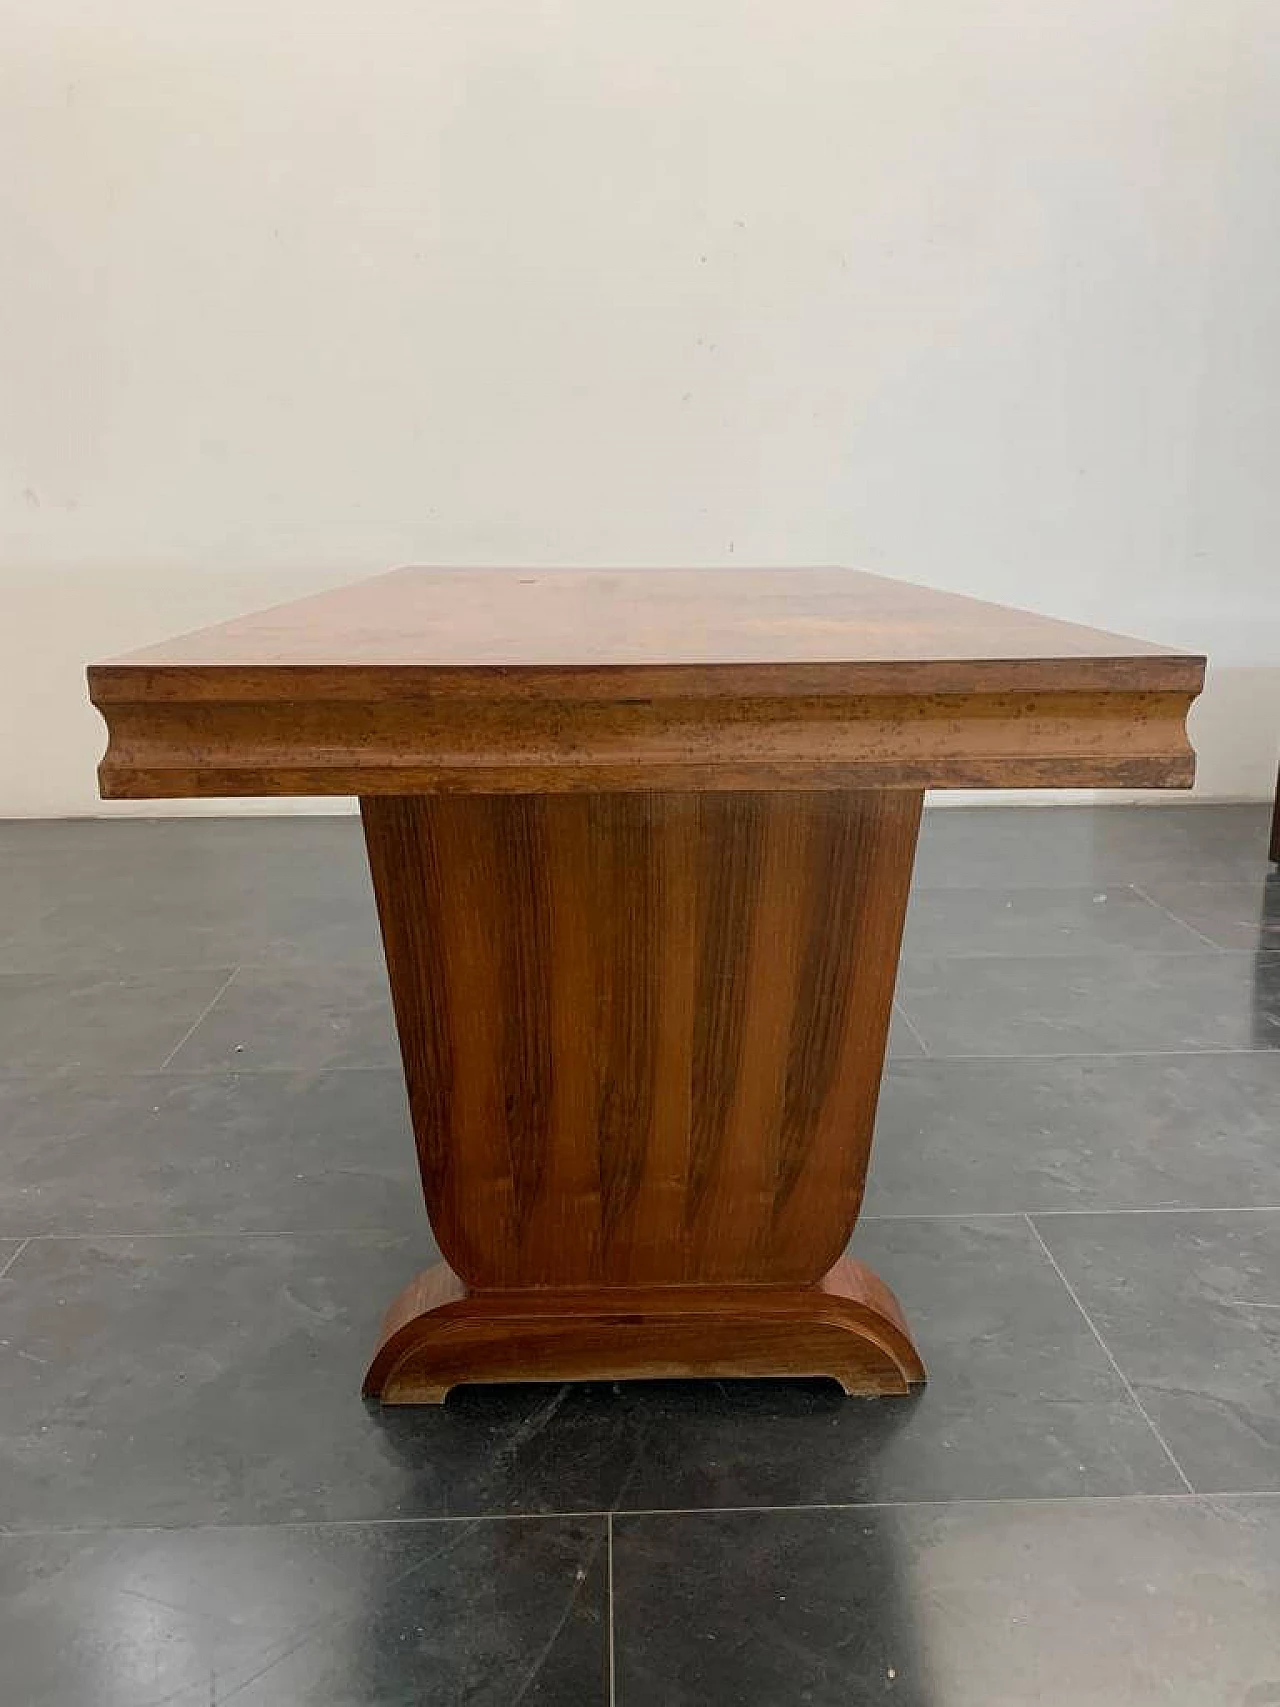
[361,789,925,1402]
[363,1257,923,1403]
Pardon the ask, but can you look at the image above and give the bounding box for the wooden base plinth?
[363,1258,925,1405]
[360,789,928,1403]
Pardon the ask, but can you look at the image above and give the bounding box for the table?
[88,569,1205,1403]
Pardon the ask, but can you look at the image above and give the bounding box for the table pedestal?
[360,789,926,1402]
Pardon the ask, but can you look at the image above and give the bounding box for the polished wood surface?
[89,568,1203,797]
[362,790,918,1290]
[364,1256,925,1405]
[361,785,925,1398]
[93,566,1196,670]
[86,567,1204,1403]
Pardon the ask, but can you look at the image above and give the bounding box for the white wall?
[2,0,1277,817]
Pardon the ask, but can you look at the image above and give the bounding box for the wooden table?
[88,569,1205,1403]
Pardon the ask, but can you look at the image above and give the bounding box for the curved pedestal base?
[364,1257,926,1405]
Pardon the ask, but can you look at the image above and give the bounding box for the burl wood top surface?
[88,569,1203,797]
[94,567,1200,694]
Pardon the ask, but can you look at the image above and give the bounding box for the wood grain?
[85,567,1206,1401]
[91,689,1198,795]
[361,789,920,1291]
[91,566,1200,672]
[89,568,1204,796]
[362,1255,927,1404]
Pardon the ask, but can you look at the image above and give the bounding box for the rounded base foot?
[363,1257,925,1405]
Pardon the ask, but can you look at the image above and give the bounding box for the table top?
[95,566,1198,687]
[88,568,1204,799]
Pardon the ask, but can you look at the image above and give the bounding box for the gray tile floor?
[0,803,1277,1705]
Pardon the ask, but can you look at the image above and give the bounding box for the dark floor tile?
[589,1217,1184,1510]
[0,815,377,972]
[0,1232,445,1529]
[0,1070,419,1235]
[0,1232,684,1528]
[1034,1211,1280,1494]
[0,1221,1180,1530]
[1136,876,1280,952]
[913,803,1273,889]
[0,813,361,852]
[901,884,1208,960]
[896,951,1280,1057]
[165,965,399,1072]
[888,1004,925,1059]
[865,1054,1280,1215]
[0,968,235,1073]
[0,1516,608,1707]
[612,1496,1280,1707]
[0,881,382,974]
